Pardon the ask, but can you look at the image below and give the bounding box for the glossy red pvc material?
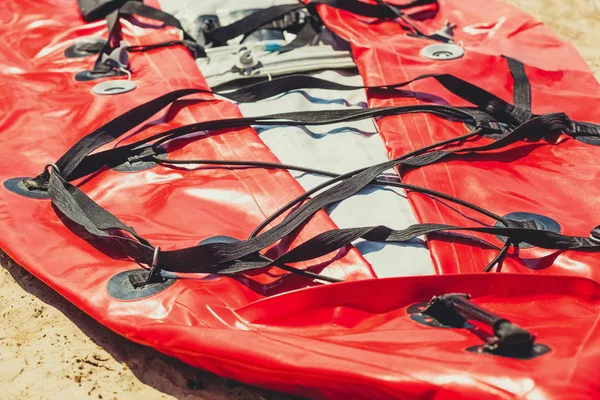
[312,0,600,280]
[1,0,600,398]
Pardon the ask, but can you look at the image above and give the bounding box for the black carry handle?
[423,294,536,354]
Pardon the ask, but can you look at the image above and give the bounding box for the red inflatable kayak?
[1,0,600,398]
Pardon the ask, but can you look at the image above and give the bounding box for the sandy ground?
[1,1,599,399]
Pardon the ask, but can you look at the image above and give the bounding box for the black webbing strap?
[505,56,531,111]
[311,0,438,18]
[214,72,523,124]
[214,71,524,124]
[24,89,213,190]
[78,0,129,22]
[30,58,600,188]
[44,112,575,274]
[203,4,305,46]
[278,16,322,53]
[92,8,123,73]
[127,40,204,59]
[46,163,600,276]
[32,52,600,278]
[56,104,476,183]
[503,56,600,141]
[204,222,600,275]
[505,56,532,124]
[65,59,545,182]
[202,0,438,48]
[78,0,191,38]
[83,0,199,73]
[571,120,600,138]
[119,1,194,42]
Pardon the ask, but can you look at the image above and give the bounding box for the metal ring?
[44,163,61,175]
[589,233,600,245]
[152,246,161,268]
[144,245,162,284]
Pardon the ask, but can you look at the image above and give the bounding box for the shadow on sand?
[0,249,300,400]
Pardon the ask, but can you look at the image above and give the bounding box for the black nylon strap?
[45,113,574,275]
[66,103,474,182]
[31,66,594,190]
[88,0,197,73]
[48,170,149,246]
[127,40,205,58]
[77,0,130,22]
[92,8,122,73]
[571,120,600,138]
[214,73,522,125]
[46,164,600,276]
[505,56,531,111]
[202,0,438,48]
[211,222,600,275]
[34,49,600,279]
[222,114,569,266]
[119,1,194,42]
[204,4,305,46]
[311,0,437,18]
[278,16,321,53]
[24,89,213,190]
[505,56,533,124]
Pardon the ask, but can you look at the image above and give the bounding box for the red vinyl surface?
[1,0,599,398]
[314,0,600,279]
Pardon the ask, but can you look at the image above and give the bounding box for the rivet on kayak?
[420,43,464,61]
[495,212,561,249]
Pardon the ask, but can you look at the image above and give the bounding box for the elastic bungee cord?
[141,125,517,282]
[152,155,513,277]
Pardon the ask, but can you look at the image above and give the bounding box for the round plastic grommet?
[107,269,175,301]
[420,43,465,61]
[495,212,561,249]
[64,39,107,58]
[91,80,137,95]
[3,177,49,199]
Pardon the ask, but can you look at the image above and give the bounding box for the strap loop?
[589,227,600,245]
[129,246,163,288]
[45,164,61,176]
